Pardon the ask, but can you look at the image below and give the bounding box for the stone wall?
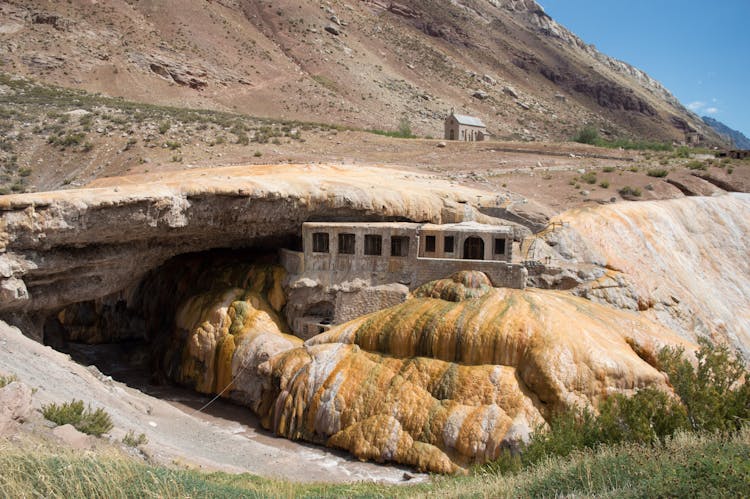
[334,283,410,324]
[415,259,527,289]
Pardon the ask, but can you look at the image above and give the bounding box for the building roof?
[419,221,512,234]
[450,113,486,128]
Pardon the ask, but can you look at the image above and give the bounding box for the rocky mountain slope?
[703,116,750,149]
[0,0,723,144]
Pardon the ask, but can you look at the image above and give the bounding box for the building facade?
[280,221,526,337]
[444,112,487,141]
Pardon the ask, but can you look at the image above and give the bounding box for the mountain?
[0,0,723,145]
[702,116,750,149]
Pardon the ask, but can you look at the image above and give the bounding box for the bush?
[42,400,114,436]
[580,172,597,184]
[647,168,669,178]
[122,430,148,447]
[485,340,749,475]
[0,373,19,388]
[602,166,615,173]
[686,160,707,170]
[658,338,750,432]
[573,126,599,145]
[599,181,609,188]
[619,186,642,197]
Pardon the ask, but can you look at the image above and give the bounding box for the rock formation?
[0,164,513,338]
[160,269,691,473]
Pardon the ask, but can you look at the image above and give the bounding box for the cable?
[189,358,252,416]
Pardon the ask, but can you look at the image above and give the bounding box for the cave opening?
[40,243,293,409]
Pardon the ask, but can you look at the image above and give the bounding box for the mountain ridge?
[0,0,725,145]
[702,116,750,149]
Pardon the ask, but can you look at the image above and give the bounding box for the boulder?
[0,381,33,436]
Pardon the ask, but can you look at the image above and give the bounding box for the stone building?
[444,112,487,141]
[280,221,526,337]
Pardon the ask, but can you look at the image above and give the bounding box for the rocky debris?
[21,53,65,70]
[0,381,33,436]
[129,53,208,90]
[482,74,496,85]
[437,141,446,148]
[30,11,72,31]
[503,85,519,98]
[472,90,489,100]
[324,25,341,36]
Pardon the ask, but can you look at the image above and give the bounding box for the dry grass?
[1,427,747,498]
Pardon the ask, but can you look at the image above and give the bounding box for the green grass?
[1,429,747,498]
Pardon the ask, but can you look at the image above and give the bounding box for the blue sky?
[541,1,750,138]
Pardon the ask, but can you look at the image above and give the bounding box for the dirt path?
[0,321,425,484]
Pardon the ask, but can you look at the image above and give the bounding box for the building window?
[391,236,410,257]
[364,234,382,255]
[425,235,436,253]
[312,232,329,253]
[444,236,454,253]
[338,233,356,255]
[494,238,506,255]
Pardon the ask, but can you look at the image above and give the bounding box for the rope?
[189,358,252,416]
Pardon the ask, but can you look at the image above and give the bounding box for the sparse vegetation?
[686,160,707,170]
[41,400,114,437]
[619,186,642,197]
[602,166,615,173]
[647,168,669,178]
[599,180,609,188]
[0,373,19,388]
[580,172,597,184]
[572,126,672,151]
[368,117,417,139]
[122,431,148,448]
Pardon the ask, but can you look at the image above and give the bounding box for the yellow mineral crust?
[308,287,693,411]
[169,275,301,405]
[258,343,540,471]
[169,268,695,474]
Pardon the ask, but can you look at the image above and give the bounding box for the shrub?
[686,160,707,170]
[674,146,691,158]
[253,151,262,157]
[158,121,171,134]
[599,181,609,188]
[572,126,599,145]
[647,168,669,178]
[0,373,19,388]
[42,400,114,436]
[580,172,597,184]
[657,338,750,432]
[602,166,615,173]
[619,186,642,197]
[122,431,148,447]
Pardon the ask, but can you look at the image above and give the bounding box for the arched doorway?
[449,129,455,140]
[463,237,484,260]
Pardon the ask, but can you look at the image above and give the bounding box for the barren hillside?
[1,0,723,144]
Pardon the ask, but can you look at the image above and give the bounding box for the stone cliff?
[0,164,513,336]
